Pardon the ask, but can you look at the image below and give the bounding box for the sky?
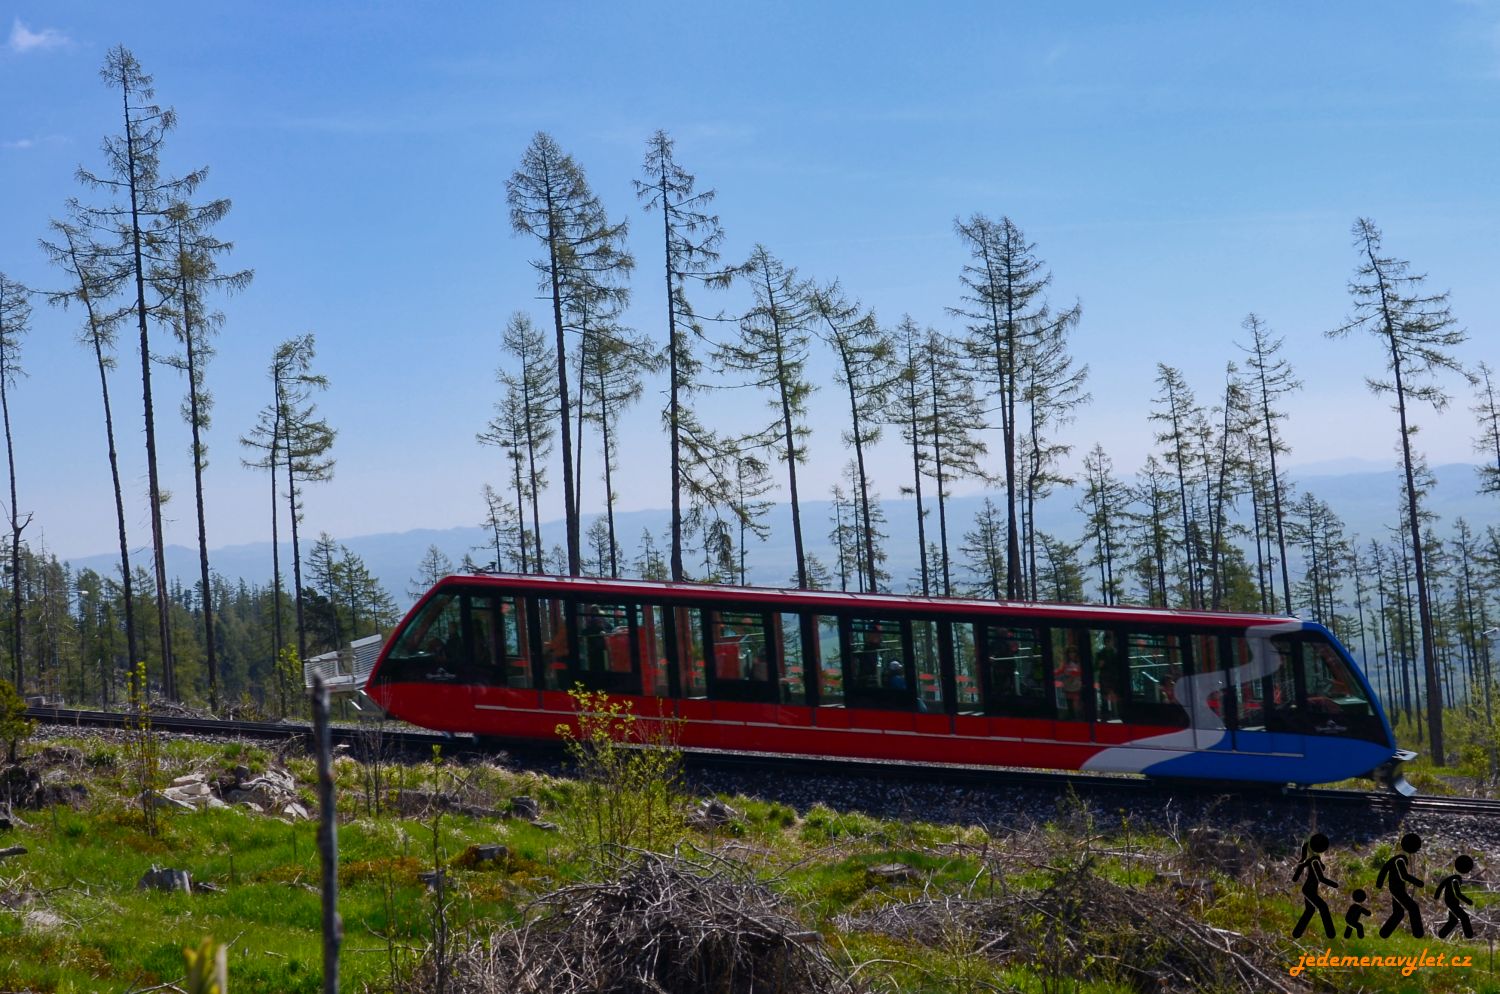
[0,2,1497,564]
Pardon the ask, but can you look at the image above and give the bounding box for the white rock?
[148,791,196,812]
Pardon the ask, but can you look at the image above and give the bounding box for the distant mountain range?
[62,463,1495,611]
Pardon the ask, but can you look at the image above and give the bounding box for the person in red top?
[1055,647,1083,718]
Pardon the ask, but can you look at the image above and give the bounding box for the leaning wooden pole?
[312,675,341,993]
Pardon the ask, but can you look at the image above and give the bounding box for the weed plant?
[556,686,685,854]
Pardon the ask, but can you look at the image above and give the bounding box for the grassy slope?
[0,733,1496,993]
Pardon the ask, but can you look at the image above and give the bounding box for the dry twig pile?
[841,858,1305,994]
[408,850,850,994]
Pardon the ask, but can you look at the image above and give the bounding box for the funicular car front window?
[378,592,465,684]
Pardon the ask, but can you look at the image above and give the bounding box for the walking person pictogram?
[1291,833,1340,939]
[1435,855,1475,939]
[1377,833,1425,939]
[1344,888,1371,939]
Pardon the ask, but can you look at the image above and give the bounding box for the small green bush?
[0,675,34,762]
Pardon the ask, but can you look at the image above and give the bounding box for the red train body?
[365,573,1402,786]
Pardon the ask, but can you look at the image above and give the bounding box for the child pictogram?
[1291,833,1340,939]
[1435,855,1475,940]
[1344,888,1371,939]
[1377,833,1425,939]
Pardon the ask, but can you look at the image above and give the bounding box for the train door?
[810,614,849,729]
[1049,627,1092,744]
[772,611,814,730]
[1226,632,1304,758]
[701,608,782,748]
[908,618,949,735]
[948,621,985,740]
[1090,628,1132,746]
[1186,633,1232,752]
[466,591,540,716]
[670,604,711,738]
[1111,630,1191,745]
[976,622,1053,742]
[843,614,919,732]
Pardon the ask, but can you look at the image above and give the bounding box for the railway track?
[27,706,1500,820]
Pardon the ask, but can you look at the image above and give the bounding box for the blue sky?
[1,3,1497,562]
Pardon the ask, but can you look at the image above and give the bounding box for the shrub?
[557,686,684,853]
[0,676,35,762]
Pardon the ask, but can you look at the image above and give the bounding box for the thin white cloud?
[2,134,65,150]
[6,18,69,54]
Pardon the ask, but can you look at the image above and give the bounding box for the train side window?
[1226,636,1272,731]
[568,600,639,694]
[1189,633,1230,728]
[776,612,805,704]
[814,615,843,706]
[951,622,982,713]
[911,619,943,712]
[675,607,707,699]
[466,594,533,689]
[1051,628,1087,722]
[980,624,1049,718]
[1121,632,1188,727]
[536,596,570,690]
[1266,638,1301,733]
[641,605,670,697]
[1092,630,1124,722]
[706,610,778,703]
[847,616,916,710]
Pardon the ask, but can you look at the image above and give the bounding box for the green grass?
[3,733,1497,993]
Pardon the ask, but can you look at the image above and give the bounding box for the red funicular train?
[365,573,1409,788]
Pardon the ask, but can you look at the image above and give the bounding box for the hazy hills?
[63,462,1495,612]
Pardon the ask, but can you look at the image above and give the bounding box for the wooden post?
[312,675,341,994]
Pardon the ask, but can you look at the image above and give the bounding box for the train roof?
[427,572,1302,631]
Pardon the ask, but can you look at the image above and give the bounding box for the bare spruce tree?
[887,316,933,595]
[1237,313,1300,613]
[1474,362,1500,498]
[716,246,816,588]
[0,275,31,688]
[240,403,286,662]
[636,130,739,581]
[153,198,252,707]
[581,321,661,578]
[1020,303,1088,599]
[961,499,1007,600]
[41,220,140,683]
[409,545,454,600]
[1078,444,1127,606]
[1129,455,1178,607]
[508,132,632,576]
[811,282,895,593]
[731,456,774,584]
[1149,364,1206,608]
[953,214,1050,598]
[75,46,208,699]
[277,336,336,665]
[479,313,557,574]
[921,331,989,598]
[1330,217,1473,761]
